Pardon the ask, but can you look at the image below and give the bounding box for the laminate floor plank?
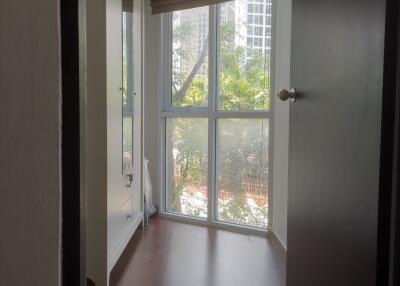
[110,218,285,286]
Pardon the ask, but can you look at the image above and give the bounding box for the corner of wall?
[271,0,292,249]
[143,1,162,207]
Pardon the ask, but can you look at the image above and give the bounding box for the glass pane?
[216,118,269,229]
[217,0,272,110]
[172,7,209,108]
[166,118,208,218]
[122,11,134,175]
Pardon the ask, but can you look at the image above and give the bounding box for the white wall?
[272,0,291,249]
[0,1,61,285]
[143,1,162,207]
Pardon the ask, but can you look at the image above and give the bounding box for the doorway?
[60,0,400,285]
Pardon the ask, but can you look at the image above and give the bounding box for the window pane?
[218,0,272,110]
[172,7,209,108]
[216,118,269,229]
[166,118,208,218]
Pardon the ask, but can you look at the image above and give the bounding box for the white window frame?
[158,2,276,236]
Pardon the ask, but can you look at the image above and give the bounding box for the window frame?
[159,2,275,235]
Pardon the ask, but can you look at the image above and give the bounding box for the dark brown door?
[286,0,386,285]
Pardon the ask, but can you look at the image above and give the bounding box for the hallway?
[110,218,286,286]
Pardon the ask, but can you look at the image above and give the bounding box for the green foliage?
[169,20,269,227]
[173,20,193,42]
[180,79,208,107]
[172,118,208,170]
[219,20,270,110]
[172,22,270,110]
[219,194,268,228]
[168,118,208,215]
[171,179,184,213]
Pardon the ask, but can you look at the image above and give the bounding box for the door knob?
[277,88,298,103]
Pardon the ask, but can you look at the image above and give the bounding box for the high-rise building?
[172,6,209,81]
[219,0,272,58]
[245,0,272,54]
[172,0,272,84]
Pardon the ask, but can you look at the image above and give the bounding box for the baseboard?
[270,231,287,263]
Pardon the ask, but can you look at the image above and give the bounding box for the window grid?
[161,1,274,232]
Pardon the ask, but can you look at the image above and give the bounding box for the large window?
[162,0,272,230]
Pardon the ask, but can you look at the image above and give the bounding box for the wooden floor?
[110,218,286,286]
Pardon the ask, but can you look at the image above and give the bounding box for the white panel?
[86,0,144,285]
[106,0,143,278]
[107,0,130,259]
[132,0,143,216]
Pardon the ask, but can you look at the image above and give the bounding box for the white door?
[107,0,142,273]
[131,0,143,220]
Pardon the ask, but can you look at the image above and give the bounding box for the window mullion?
[208,4,217,224]
[163,13,172,112]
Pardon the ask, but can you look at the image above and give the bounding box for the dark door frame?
[60,0,400,285]
[378,0,400,285]
[61,0,82,285]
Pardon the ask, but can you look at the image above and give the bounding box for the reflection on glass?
[172,7,209,107]
[217,0,272,110]
[166,118,208,218]
[216,118,269,229]
[122,11,134,175]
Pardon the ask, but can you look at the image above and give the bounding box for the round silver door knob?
[277,88,297,102]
